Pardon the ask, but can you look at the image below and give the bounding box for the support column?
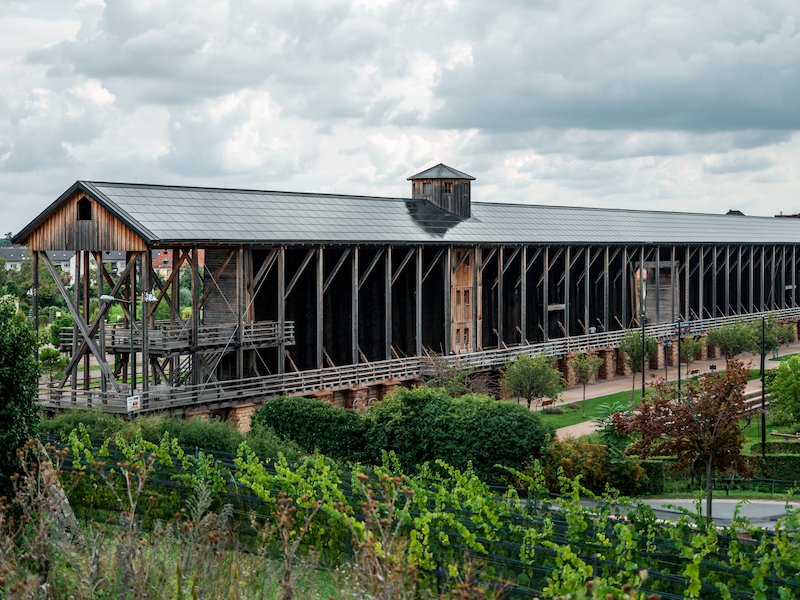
[655,247,660,325]
[749,246,755,313]
[415,246,423,356]
[351,247,358,365]
[497,247,504,345]
[670,246,676,323]
[385,246,392,360]
[444,247,452,354]
[83,251,90,391]
[96,252,106,394]
[542,246,549,342]
[760,246,766,311]
[520,246,527,343]
[584,246,590,334]
[684,247,690,320]
[472,247,480,350]
[32,251,39,358]
[278,246,286,374]
[603,246,610,331]
[237,246,245,380]
[141,250,150,393]
[191,247,200,386]
[621,246,628,327]
[564,246,570,337]
[317,246,324,368]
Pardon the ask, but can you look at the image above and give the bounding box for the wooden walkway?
[39,307,800,415]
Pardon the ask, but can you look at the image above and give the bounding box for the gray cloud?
[2,0,800,236]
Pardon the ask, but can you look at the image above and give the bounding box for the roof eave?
[13,181,157,246]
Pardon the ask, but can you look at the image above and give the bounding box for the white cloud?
[2,0,800,235]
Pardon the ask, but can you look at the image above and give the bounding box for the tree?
[706,322,757,364]
[39,347,68,385]
[0,299,40,496]
[500,354,565,410]
[613,359,751,521]
[572,352,603,417]
[768,355,800,425]
[618,330,657,404]
[680,334,703,373]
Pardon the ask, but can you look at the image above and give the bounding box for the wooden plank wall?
[24,191,147,251]
[451,247,481,352]
[203,248,240,325]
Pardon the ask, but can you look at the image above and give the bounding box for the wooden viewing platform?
[59,320,295,354]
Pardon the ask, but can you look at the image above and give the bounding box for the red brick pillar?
[228,403,257,434]
[616,349,631,376]
[598,349,615,380]
[699,339,708,361]
[347,387,370,411]
[667,338,679,367]
[560,354,577,387]
[706,343,717,360]
[311,390,335,404]
[185,410,210,421]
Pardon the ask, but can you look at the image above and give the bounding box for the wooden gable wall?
[23,191,148,252]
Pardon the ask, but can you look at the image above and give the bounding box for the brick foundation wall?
[598,349,616,380]
[228,403,257,434]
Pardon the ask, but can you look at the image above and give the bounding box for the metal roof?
[407,163,476,180]
[14,180,800,246]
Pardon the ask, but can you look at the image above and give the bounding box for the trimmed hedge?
[254,389,553,480]
[753,454,800,482]
[363,388,552,479]
[754,441,800,455]
[136,417,244,454]
[252,396,366,458]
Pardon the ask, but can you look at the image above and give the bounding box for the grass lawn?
[773,353,798,362]
[741,417,798,454]
[537,386,656,429]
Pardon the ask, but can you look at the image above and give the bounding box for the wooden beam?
[57,255,136,389]
[277,247,286,375]
[422,248,444,283]
[385,247,392,360]
[285,248,315,298]
[444,247,452,354]
[199,249,236,308]
[391,248,415,286]
[42,254,121,393]
[415,246,423,356]
[358,248,384,289]
[323,248,351,293]
[351,247,359,364]
[317,247,324,369]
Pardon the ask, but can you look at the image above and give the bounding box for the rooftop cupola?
[408,163,475,218]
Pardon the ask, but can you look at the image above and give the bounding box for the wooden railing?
[40,307,800,414]
[59,320,295,353]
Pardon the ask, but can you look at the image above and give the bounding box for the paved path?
[641,498,799,530]
[553,342,800,440]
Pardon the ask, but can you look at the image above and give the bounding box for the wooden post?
[71,251,79,401]
[584,246,590,333]
[473,247,480,350]
[171,248,180,381]
[520,246,527,344]
[141,250,150,393]
[603,246,610,331]
[317,246,324,369]
[351,247,359,364]
[416,246,423,356]
[96,252,106,394]
[385,246,392,360]
[564,246,570,337]
[277,246,286,374]
[83,251,90,391]
[542,246,549,342]
[32,251,39,359]
[191,246,200,386]
[497,247,504,346]
[237,246,245,380]
[444,247,452,354]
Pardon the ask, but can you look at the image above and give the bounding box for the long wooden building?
[14,163,800,425]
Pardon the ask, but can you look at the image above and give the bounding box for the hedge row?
[254,387,552,481]
[41,410,302,460]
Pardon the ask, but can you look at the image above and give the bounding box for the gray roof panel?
[42,180,800,246]
[407,163,476,180]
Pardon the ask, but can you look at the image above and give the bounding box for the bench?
[540,399,555,408]
[689,369,700,375]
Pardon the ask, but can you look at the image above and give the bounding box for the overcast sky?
[2,0,800,236]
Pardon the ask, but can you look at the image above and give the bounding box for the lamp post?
[761,315,766,460]
[637,265,648,402]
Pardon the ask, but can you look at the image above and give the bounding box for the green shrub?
[245,422,303,461]
[49,314,73,347]
[753,454,800,482]
[253,396,366,459]
[541,438,649,496]
[363,388,551,480]
[754,441,800,455]
[134,416,244,454]
[41,410,127,441]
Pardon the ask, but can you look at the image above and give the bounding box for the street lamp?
[761,315,766,460]
[637,265,648,402]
